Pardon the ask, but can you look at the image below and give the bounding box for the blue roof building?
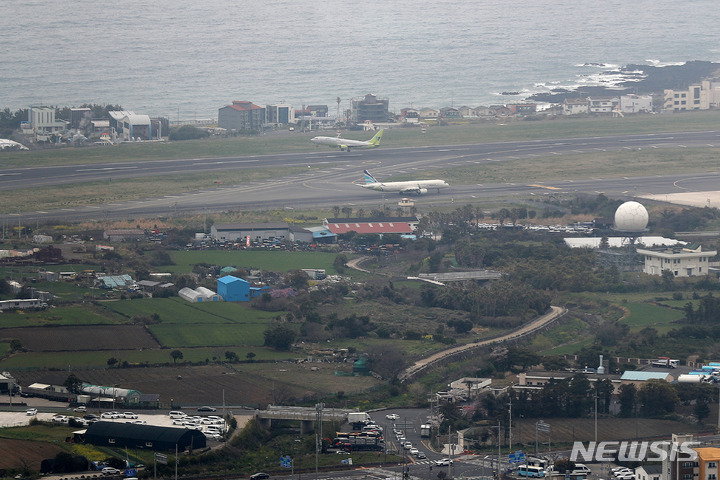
[218,275,250,302]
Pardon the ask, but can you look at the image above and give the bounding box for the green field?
[165,250,340,274]
[0,305,121,328]
[619,301,685,334]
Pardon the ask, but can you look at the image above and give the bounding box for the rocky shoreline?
[528,60,720,103]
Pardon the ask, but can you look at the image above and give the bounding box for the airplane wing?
[399,185,428,195]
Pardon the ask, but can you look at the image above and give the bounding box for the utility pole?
[508,392,513,450]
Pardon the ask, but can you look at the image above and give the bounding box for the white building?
[620,94,654,113]
[588,97,620,114]
[637,244,717,277]
[21,106,67,141]
[563,98,589,115]
[664,81,720,111]
[265,104,295,126]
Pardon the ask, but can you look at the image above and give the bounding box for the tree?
[694,399,711,424]
[287,269,309,290]
[63,374,83,394]
[171,349,184,364]
[341,206,353,218]
[638,380,679,417]
[224,351,238,362]
[618,383,636,417]
[263,326,296,351]
[332,206,340,218]
[107,357,118,367]
[9,339,23,352]
[246,352,256,362]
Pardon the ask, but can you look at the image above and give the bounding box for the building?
[217,275,251,302]
[178,287,222,303]
[70,108,92,129]
[21,106,67,141]
[619,370,674,387]
[664,81,720,111]
[563,98,589,115]
[83,422,206,451]
[620,94,654,113]
[588,97,620,114]
[265,104,295,126]
[323,217,418,235]
[439,107,462,118]
[0,299,46,311]
[351,94,390,124]
[635,465,663,480]
[693,448,720,480]
[0,372,16,395]
[419,108,439,119]
[218,101,266,131]
[637,244,716,277]
[210,222,290,242]
[508,103,537,115]
[516,371,622,394]
[95,275,136,289]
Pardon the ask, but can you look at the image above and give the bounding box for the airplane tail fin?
[368,129,384,146]
[363,170,379,184]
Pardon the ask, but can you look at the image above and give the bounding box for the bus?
[517,466,545,478]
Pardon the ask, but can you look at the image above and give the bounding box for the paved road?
[1,130,719,223]
[398,306,567,383]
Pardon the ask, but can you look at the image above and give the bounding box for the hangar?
[83,422,206,451]
[211,222,289,242]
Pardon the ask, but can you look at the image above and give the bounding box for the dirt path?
[398,305,567,382]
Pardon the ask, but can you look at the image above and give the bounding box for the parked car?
[101,411,120,419]
[101,467,121,476]
[51,415,68,423]
[169,411,187,419]
[249,473,270,480]
[26,408,37,416]
[122,412,138,419]
[197,406,216,412]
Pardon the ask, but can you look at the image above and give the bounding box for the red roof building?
[323,217,417,235]
[218,101,266,131]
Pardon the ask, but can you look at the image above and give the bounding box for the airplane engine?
[417,188,428,195]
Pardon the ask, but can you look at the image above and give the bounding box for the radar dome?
[614,201,648,232]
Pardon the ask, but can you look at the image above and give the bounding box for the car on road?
[197,406,216,412]
[101,467,121,475]
[409,448,419,456]
[169,411,187,419]
[73,406,87,412]
[385,413,399,420]
[403,442,412,450]
[122,412,138,419]
[435,458,453,466]
[26,408,37,416]
[613,468,633,475]
[416,452,427,459]
[249,473,270,480]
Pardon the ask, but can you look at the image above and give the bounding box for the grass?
[0,166,317,214]
[148,323,270,348]
[165,250,340,274]
[619,301,685,334]
[0,305,122,328]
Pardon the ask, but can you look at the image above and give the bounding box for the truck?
[420,424,431,438]
[651,357,679,368]
[347,411,372,430]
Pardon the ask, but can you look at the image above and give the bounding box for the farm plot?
[148,322,270,348]
[620,302,685,334]
[0,437,65,470]
[0,305,123,328]
[0,325,159,352]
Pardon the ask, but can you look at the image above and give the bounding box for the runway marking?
[679,145,687,148]
[527,184,561,190]
[36,211,48,214]
[76,166,139,172]
[0,173,21,177]
[61,208,75,211]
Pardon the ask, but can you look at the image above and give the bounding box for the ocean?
[2,0,720,121]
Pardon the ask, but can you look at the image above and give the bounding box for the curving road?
[1,130,719,224]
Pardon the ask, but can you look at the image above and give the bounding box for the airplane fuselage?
[310,137,373,149]
[361,179,449,195]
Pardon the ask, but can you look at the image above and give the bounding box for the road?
[1,130,719,224]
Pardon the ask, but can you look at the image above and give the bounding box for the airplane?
[359,170,449,195]
[310,129,384,151]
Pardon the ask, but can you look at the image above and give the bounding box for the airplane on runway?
[360,170,449,195]
[310,129,384,151]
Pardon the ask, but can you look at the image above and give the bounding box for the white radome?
[614,201,649,232]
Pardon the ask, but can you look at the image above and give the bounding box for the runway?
[1,130,719,224]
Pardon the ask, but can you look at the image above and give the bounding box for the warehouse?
[83,422,206,451]
[211,222,290,242]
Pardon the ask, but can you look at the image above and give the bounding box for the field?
[619,302,685,334]
[0,437,65,470]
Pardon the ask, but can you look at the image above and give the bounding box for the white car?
[409,448,419,456]
[101,411,120,419]
[26,408,38,416]
[385,413,399,420]
[435,458,453,466]
[169,411,187,419]
[613,468,633,475]
[122,412,138,419]
[73,406,87,412]
[101,467,121,476]
[51,415,68,423]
